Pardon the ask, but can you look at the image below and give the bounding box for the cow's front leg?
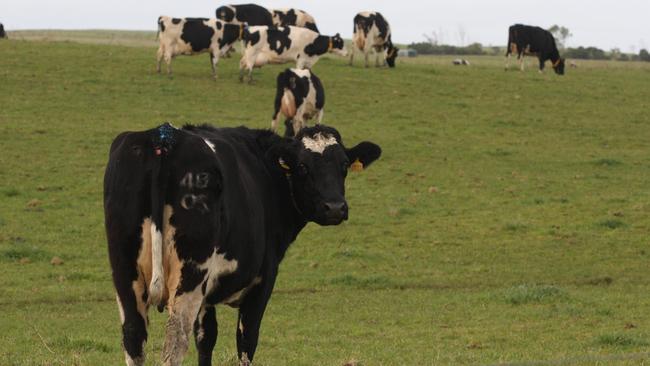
[157,47,164,74]
[538,57,545,73]
[194,305,218,366]
[162,263,205,366]
[209,52,219,80]
[348,46,355,66]
[236,273,277,366]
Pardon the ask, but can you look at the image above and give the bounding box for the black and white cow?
[0,23,6,39]
[156,16,244,79]
[505,24,566,75]
[272,68,325,137]
[271,8,319,33]
[215,4,274,27]
[350,12,398,68]
[104,123,381,366]
[239,26,346,83]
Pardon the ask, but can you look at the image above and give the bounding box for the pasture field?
[1,31,650,365]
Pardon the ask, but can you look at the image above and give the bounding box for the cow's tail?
[156,16,163,40]
[506,27,514,56]
[148,123,176,307]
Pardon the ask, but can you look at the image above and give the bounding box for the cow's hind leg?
[165,52,173,77]
[194,305,217,366]
[348,46,355,66]
[115,276,149,366]
[364,51,369,68]
[519,53,525,72]
[162,264,205,366]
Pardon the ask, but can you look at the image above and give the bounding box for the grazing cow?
[215,4,273,26]
[452,58,470,66]
[505,24,565,75]
[271,8,319,33]
[104,122,381,366]
[0,23,6,39]
[272,68,325,136]
[156,16,243,79]
[349,12,398,68]
[239,26,346,83]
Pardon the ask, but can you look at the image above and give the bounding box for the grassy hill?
[1,31,650,365]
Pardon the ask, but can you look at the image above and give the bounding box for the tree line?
[409,25,650,62]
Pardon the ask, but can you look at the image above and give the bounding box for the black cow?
[350,11,398,68]
[0,23,6,39]
[505,24,565,75]
[272,68,325,137]
[216,4,273,26]
[104,123,381,366]
[156,16,243,79]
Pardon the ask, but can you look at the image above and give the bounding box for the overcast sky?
[2,0,648,51]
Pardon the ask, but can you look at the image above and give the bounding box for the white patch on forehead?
[302,132,338,154]
[203,138,216,153]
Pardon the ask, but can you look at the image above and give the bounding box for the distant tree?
[640,49,650,62]
[548,25,572,49]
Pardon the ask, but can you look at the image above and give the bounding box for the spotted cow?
[156,16,244,79]
[272,68,325,136]
[104,123,381,366]
[271,8,319,33]
[505,24,566,75]
[239,26,346,83]
[350,11,398,68]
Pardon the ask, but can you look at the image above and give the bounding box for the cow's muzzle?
[320,201,348,225]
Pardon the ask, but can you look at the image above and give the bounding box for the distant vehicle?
[398,49,418,58]
[349,12,398,68]
[505,24,565,75]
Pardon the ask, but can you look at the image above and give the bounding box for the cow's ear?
[346,141,381,172]
[266,139,300,172]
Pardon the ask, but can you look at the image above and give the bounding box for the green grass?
[1,31,650,365]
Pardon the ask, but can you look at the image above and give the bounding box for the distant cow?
[350,12,398,68]
[104,122,381,366]
[453,58,470,66]
[239,26,346,83]
[216,4,273,26]
[156,16,243,79]
[272,68,325,136]
[271,8,319,33]
[505,24,565,75]
[0,23,6,39]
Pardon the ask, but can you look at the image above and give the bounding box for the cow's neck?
[312,35,331,55]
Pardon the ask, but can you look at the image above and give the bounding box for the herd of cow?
[2,7,569,366]
[106,3,390,366]
[111,5,569,366]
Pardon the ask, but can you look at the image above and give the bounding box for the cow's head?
[553,58,566,75]
[269,125,381,225]
[329,33,348,57]
[385,44,399,68]
[216,5,235,22]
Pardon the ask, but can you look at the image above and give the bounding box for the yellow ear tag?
[350,159,364,172]
[279,158,290,171]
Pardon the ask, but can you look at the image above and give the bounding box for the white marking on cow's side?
[203,139,216,153]
[149,222,164,306]
[199,250,239,295]
[302,132,338,154]
[116,294,126,325]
